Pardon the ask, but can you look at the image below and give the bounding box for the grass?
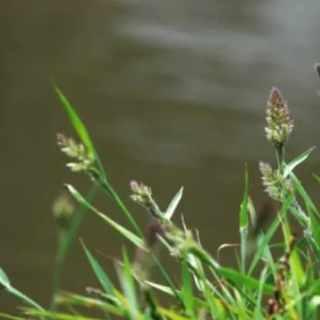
[1,66,320,319]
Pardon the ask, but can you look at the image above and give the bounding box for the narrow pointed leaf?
[57,186,99,261]
[181,257,193,317]
[0,267,44,311]
[55,86,105,178]
[81,240,114,296]
[117,249,139,320]
[248,193,294,275]
[239,166,249,273]
[284,147,315,178]
[0,313,26,320]
[165,187,184,220]
[0,267,10,288]
[67,185,145,250]
[218,267,273,294]
[290,172,319,217]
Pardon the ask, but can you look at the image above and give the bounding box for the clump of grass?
[1,65,320,320]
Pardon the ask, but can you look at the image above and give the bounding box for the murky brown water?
[1,0,320,312]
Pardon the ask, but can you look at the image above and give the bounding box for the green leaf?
[240,166,249,229]
[57,186,99,261]
[218,267,273,294]
[284,147,315,178]
[55,86,105,178]
[0,267,10,288]
[145,281,178,296]
[67,185,146,250]
[56,292,123,315]
[81,240,114,296]
[290,172,319,217]
[0,313,26,320]
[313,173,320,186]
[117,249,139,320]
[159,308,190,320]
[55,86,142,238]
[152,255,183,305]
[248,194,294,275]
[143,309,151,320]
[23,309,106,320]
[253,267,269,320]
[282,222,305,317]
[165,187,184,220]
[181,257,193,317]
[7,287,44,311]
[191,258,226,319]
[159,309,192,320]
[0,267,44,311]
[239,166,249,273]
[309,296,320,310]
[99,180,143,238]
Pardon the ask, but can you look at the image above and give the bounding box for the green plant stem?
[57,186,99,262]
[49,260,62,316]
[50,186,99,317]
[97,178,143,238]
[276,145,285,175]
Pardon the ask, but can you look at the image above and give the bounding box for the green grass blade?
[165,187,184,220]
[218,267,273,294]
[55,86,105,179]
[248,193,294,275]
[284,147,315,178]
[0,313,27,320]
[282,214,305,286]
[143,309,151,320]
[247,199,275,275]
[192,258,226,319]
[253,267,268,320]
[81,240,114,296]
[313,173,320,186]
[239,166,249,273]
[158,308,192,320]
[117,248,139,320]
[181,257,194,317]
[152,255,184,307]
[55,87,142,238]
[0,267,44,311]
[67,185,146,250]
[57,292,123,315]
[25,309,103,320]
[290,172,319,217]
[0,267,10,288]
[6,287,44,311]
[57,186,99,262]
[99,180,143,238]
[144,281,178,296]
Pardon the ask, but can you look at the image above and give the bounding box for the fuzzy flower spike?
[265,87,293,152]
[57,133,95,173]
[130,181,164,221]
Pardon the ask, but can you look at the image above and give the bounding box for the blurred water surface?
[1,0,320,312]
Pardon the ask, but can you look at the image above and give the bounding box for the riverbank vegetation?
[1,64,320,320]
